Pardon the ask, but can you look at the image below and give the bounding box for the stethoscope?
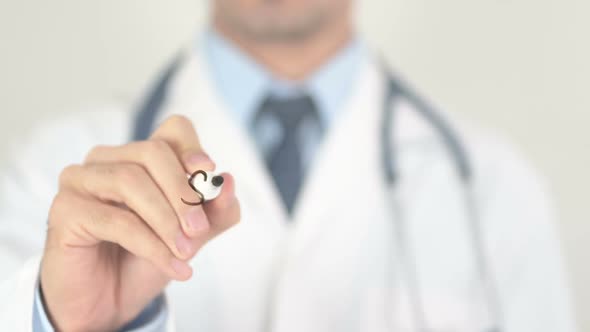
[131,55,504,332]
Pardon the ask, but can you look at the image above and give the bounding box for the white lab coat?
[0,46,576,332]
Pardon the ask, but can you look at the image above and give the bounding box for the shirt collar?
[201,29,365,128]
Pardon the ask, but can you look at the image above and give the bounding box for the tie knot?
[255,94,319,133]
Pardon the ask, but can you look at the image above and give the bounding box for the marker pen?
[181,170,224,205]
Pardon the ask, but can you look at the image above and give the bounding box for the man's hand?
[40,115,240,331]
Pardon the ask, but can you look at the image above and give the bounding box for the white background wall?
[0,0,588,329]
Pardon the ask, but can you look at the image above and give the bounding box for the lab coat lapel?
[283,58,444,260]
[268,58,393,332]
[269,57,477,331]
[284,58,386,258]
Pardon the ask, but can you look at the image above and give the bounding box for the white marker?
[182,170,224,205]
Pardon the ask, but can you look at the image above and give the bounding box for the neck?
[213,15,353,81]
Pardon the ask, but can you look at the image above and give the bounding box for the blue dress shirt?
[203,29,364,170]
[33,30,364,332]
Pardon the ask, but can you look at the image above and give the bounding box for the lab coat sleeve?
[473,135,578,332]
[0,110,176,332]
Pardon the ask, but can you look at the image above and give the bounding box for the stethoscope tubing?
[381,64,503,331]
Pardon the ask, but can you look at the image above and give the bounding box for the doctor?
[0,0,576,331]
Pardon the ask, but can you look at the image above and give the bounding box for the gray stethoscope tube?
[382,68,503,331]
[132,55,504,331]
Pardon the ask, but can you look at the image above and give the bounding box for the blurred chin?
[216,0,337,42]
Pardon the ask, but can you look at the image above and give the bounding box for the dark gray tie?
[254,94,321,214]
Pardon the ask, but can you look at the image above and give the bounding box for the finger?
[150,116,217,247]
[203,173,241,238]
[152,117,240,247]
[85,141,211,240]
[59,163,196,261]
[150,115,215,172]
[51,191,192,281]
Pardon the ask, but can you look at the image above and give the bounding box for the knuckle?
[48,191,72,226]
[96,208,135,238]
[58,164,81,186]
[114,163,144,185]
[84,144,108,162]
[87,205,113,229]
[165,114,193,130]
[95,164,117,178]
[142,139,172,158]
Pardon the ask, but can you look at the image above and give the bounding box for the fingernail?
[184,153,215,169]
[175,233,193,257]
[186,207,209,232]
[170,258,192,278]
